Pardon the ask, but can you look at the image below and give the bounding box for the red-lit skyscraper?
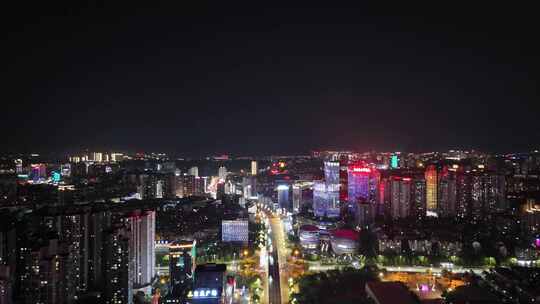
[347,164,378,204]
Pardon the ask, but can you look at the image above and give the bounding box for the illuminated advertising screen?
[221,220,248,243]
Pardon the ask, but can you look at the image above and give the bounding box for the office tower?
[347,165,378,204]
[218,166,227,181]
[169,241,196,298]
[277,184,290,211]
[324,161,340,192]
[189,167,199,178]
[313,181,340,218]
[425,165,438,214]
[251,160,257,176]
[192,264,226,304]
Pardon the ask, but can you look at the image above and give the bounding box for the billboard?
[221,220,249,243]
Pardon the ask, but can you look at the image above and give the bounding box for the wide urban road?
[269,214,290,304]
[268,240,282,304]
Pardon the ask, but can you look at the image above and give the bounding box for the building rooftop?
[331,229,359,241]
[300,224,319,232]
[195,263,227,273]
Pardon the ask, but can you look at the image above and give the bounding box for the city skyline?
[2,3,540,303]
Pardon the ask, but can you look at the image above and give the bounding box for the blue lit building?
[313,181,340,218]
[324,161,340,192]
[277,184,290,211]
[347,165,379,223]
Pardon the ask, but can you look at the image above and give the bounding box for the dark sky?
[3,2,539,155]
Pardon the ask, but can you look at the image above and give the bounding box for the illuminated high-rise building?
[412,178,427,219]
[425,165,438,213]
[15,159,23,173]
[92,152,103,163]
[110,153,123,162]
[456,170,472,218]
[218,166,227,181]
[324,161,340,192]
[438,167,457,217]
[470,172,506,218]
[391,154,399,169]
[30,163,47,181]
[313,181,340,218]
[60,163,71,177]
[389,177,411,219]
[178,175,195,198]
[339,156,349,202]
[347,164,378,205]
[194,176,207,195]
[103,227,132,304]
[189,166,199,177]
[251,160,257,176]
[277,184,290,211]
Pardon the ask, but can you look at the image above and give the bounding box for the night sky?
[3,2,539,155]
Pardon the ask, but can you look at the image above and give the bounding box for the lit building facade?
[221,220,248,243]
[251,161,257,176]
[277,184,290,211]
[188,166,199,177]
[313,181,340,218]
[425,165,438,213]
